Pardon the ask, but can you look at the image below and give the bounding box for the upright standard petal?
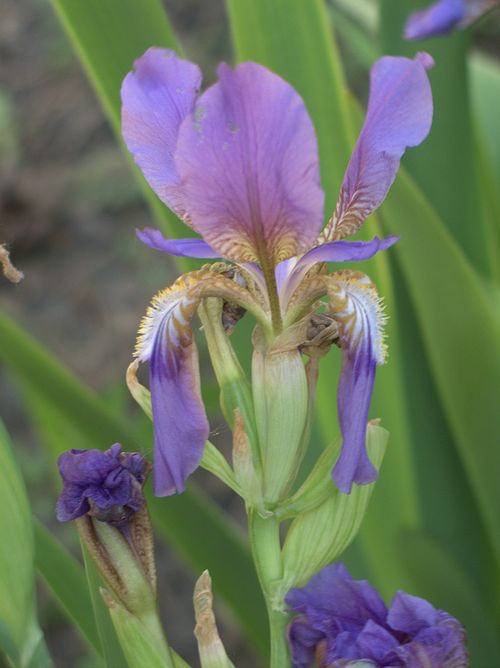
[121,48,201,217]
[405,0,497,40]
[328,271,387,493]
[135,271,211,496]
[324,54,433,242]
[174,62,324,266]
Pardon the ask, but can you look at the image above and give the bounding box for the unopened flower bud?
[194,571,235,668]
[56,445,156,613]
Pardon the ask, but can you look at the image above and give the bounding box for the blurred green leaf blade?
[34,521,100,653]
[380,169,500,559]
[0,420,52,667]
[48,0,192,255]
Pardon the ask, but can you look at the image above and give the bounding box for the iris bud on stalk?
[56,445,176,668]
[193,571,235,668]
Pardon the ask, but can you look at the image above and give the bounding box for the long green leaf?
[0,309,266,651]
[0,421,52,668]
[34,522,100,654]
[379,0,488,273]
[470,52,500,189]
[48,0,192,259]
[331,0,498,605]
[380,169,500,560]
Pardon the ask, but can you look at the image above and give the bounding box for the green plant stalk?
[136,609,175,668]
[248,511,288,668]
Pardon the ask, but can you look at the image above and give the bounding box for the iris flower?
[56,444,147,525]
[405,0,498,40]
[121,49,433,497]
[286,563,468,667]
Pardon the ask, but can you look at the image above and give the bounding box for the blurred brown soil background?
[0,1,256,666]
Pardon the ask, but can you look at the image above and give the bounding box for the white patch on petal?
[135,273,203,362]
[329,271,387,365]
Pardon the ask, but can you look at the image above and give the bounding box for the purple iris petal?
[121,48,201,216]
[285,563,387,635]
[279,236,398,307]
[330,54,433,241]
[287,617,325,668]
[328,274,386,493]
[299,236,399,266]
[149,324,208,496]
[174,61,324,265]
[136,277,210,496]
[286,563,469,668]
[56,444,147,525]
[136,227,220,259]
[405,0,466,38]
[388,591,438,635]
[405,0,497,40]
[355,620,399,663]
[333,342,378,493]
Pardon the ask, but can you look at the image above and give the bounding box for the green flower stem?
[140,610,177,668]
[248,510,289,667]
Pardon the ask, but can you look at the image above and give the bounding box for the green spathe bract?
[281,424,388,592]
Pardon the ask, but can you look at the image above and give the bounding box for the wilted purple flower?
[121,49,433,497]
[286,563,469,667]
[405,0,498,40]
[56,444,148,526]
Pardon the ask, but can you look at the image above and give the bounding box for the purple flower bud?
[56,444,148,526]
[285,563,468,667]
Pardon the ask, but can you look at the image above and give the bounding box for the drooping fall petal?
[324,54,433,242]
[174,62,324,266]
[121,48,201,218]
[328,271,387,493]
[135,272,211,496]
[135,269,264,496]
